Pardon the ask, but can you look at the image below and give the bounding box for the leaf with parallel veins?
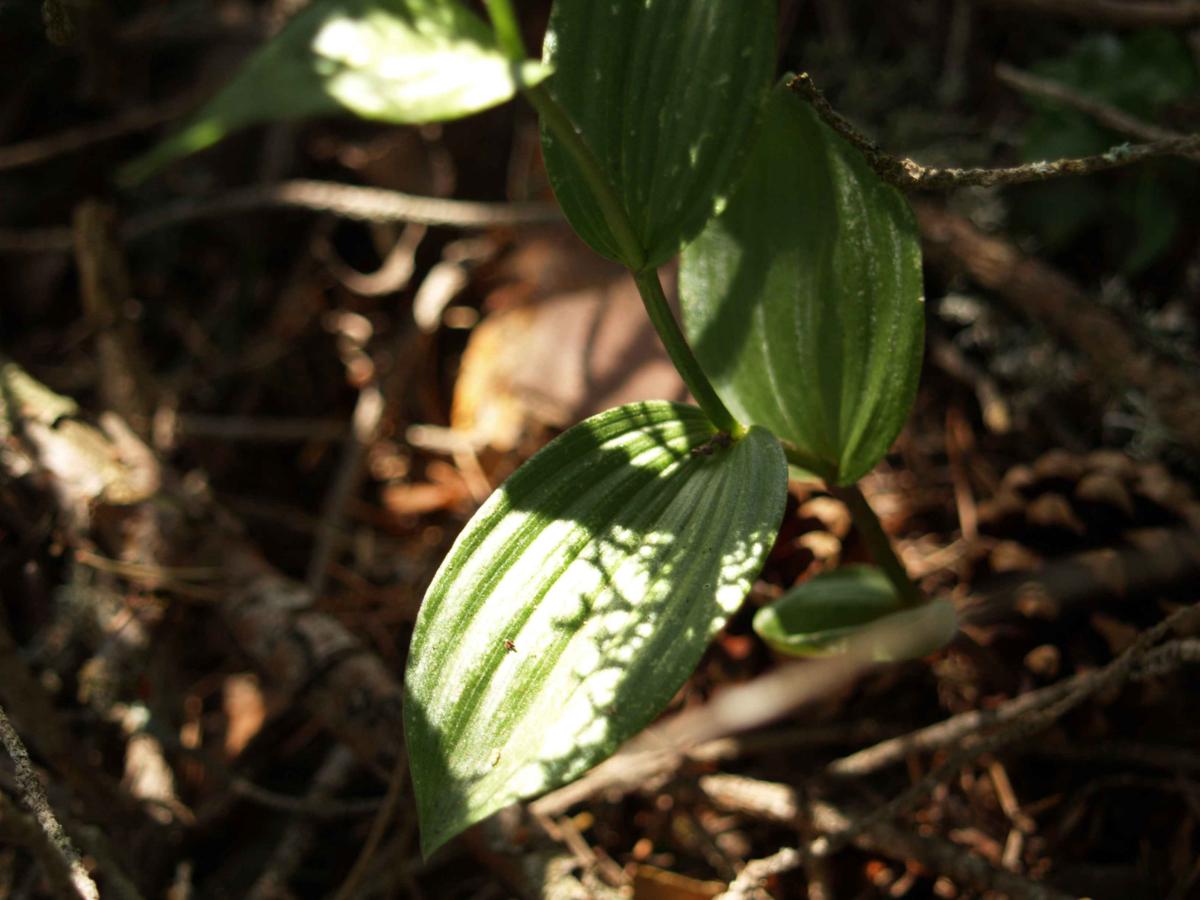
[680,83,925,485]
[540,0,775,269]
[404,401,787,855]
[124,0,549,181]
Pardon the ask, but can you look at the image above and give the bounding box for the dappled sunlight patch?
[404,402,787,855]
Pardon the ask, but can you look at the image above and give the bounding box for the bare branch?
[0,704,100,900]
[0,180,562,254]
[813,609,1199,857]
[121,180,562,238]
[0,96,193,172]
[703,775,1077,900]
[976,0,1200,29]
[716,846,803,900]
[994,62,1190,147]
[789,72,1200,191]
[826,636,1200,778]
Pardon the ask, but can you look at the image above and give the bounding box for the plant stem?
[482,0,526,61]
[829,483,924,609]
[486,0,741,435]
[632,269,742,436]
[521,84,647,271]
[485,0,644,267]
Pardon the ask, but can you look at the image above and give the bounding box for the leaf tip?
[118,119,228,186]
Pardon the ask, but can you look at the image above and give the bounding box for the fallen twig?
[0,180,562,254]
[828,621,1199,779]
[917,204,1200,455]
[0,703,100,900]
[73,199,155,431]
[961,528,1200,627]
[0,95,194,171]
[715,845,803,900]
[331,751,409,900]
[789,72,1200,190]
[814,613,1198,858]
[0,359,408,776]
[126,180,562,235]
[533,604,955,817]
[247,746,359,900]
[976,0,1200,28]
[994,62,1190,146]
[0,792,93,900]
[702,774,1076,900]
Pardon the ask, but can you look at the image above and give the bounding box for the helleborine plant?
[128,0,956,855]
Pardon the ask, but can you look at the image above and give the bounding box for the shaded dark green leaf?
[540,0,775,269]
[680,83,925,484]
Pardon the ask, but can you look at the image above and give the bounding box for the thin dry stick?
[73,199,155,429]
[330,750,408,900]
[0,95,194,171]
[247,746,358,900]
[0,180,561,254]
[231,775,380,819]
[703,775,1076,900]
[306,381,384,596]
[830,633,1200,779]
[533,604,961,818]
[122,180,562,237]
[0,226,74,254]
[976,0,1200,28]
[307,308,426,596]
[716,846,803,900]
[814,610,1199,856]
[0,792,88,899]
[816,799,1074,900]
[789,72,1200,191]
[176,414,348,443]
[0,703,100,900]
[994,62,1189,146]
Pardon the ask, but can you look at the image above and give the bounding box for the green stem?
[487,0,740,435]
[528,85,735,430]
[632,269,742,436]
[521,84,647,271]
[828,483,924,609]
[482,0,526,61]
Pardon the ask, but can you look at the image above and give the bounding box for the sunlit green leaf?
[753,565,956,660]
[404,402,787,856]
[680,83,925,485]
[540,0,775,269]
[123,0,549,181]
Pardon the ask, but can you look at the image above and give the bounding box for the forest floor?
[2,1,1200,898]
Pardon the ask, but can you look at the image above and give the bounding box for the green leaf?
[404,401,787,856]
[123,0,549,181]
[540,0,775,269]
[680,83,925,485]
[753,565,956,660]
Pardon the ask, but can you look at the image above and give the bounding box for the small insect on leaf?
[690,431,734,457]
[404,401,788,857]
